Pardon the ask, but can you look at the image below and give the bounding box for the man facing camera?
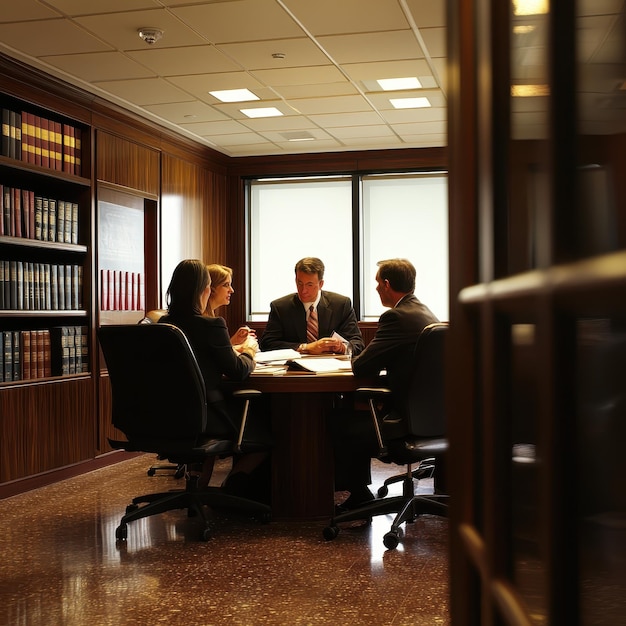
[260,257,364,357]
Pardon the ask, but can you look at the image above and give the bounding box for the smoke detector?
[138,28,164,45]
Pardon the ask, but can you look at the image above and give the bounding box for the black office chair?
[323,322,449,549]
[137,310,186,479]
[98,323,271,542]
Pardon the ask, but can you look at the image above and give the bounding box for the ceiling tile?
[41,51,154,82]
[317,31,424,64]
[127,45,241,75]
[93,77,192,105]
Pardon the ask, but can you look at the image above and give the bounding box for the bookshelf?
[0,94,91,385]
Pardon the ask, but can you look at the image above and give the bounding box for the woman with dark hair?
[159,259,269,498]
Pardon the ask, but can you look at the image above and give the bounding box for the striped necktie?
[306,305,318,343]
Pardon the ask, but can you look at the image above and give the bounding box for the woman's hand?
[230,326,256,346]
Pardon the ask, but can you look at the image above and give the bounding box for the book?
[34,195,43,240]
[21,330,32,380]
[33,115,42,165]
[0,260,4,309]
[254,348,301,363]
[53,122,63,171]
[41,196,49,242]
[12,187,22,238]
[40,117,50,169]
[64,200,72,243]
[70,202,78,244]
[56,199,65,242]
[0,183,3,236]
[48,198,56,242]
[12,330,21,380]
[35,329,45,378]
[1,108,10,157]
[2,330,11,381]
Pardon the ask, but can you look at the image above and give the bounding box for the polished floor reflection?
[0,455,449,625]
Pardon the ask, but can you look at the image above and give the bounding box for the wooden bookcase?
[0,91,96,485]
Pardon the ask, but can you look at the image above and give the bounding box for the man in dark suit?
[352,258,439,410]
[334,258,440,508]
[260,257,364,356]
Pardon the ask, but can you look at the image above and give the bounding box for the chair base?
[323,472,448,549]
[115,478,271,542]
[147,462,186,478]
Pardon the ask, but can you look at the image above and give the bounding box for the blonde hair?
[206,264,233,317]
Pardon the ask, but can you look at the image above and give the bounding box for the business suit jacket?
[351,294,439,407]
[159,313,255,437]
[260,290,364,355]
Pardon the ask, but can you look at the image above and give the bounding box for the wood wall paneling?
[0,378,95,483]
[96,131,160,197]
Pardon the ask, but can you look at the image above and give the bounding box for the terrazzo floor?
[0,455,449,626]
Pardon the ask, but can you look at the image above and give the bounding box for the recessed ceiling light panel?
[390,97,431,109]
[209,88,259,103]
[377,77,422,91]
[241,107,283,118]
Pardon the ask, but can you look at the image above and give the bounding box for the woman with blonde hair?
[206,263,257,353]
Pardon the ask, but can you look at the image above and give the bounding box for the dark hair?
[295,257,325,280]
[377,258,416,293]
[166,259,210,316]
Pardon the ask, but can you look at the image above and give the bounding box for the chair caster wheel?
[322,525,339,541]
[174,465,186,479]
[116,524,128,540]
[147,468,156,476]
[377,485,389,497]
[259,512,272,524]
[201,527,211,541]
[383,530,400,550]
[125,503,138,514]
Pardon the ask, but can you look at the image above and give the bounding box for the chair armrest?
[232,389,262,452]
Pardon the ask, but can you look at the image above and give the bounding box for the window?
[247,172,448,321]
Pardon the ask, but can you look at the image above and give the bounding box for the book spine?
[56,199,65,243]
[16,261,24,310]
[21,189,29,239]
[36,330,44,378]
[21,330,31,380]
[33,115,42,166]
[71,202,78,244]
[43,330,51,377]
[12,330,20,380]
[1,108,10,157]
[0,183,3,237]
[64,200,72,243]
[3,331,12,381]
[40,117,50,169]
[34,195,43,240]
[65,264,72,309]
[57,264,65,310]
[42,263,50,310]
[12,187,22,238]
[74,126,81,176]
[0,260,4,309]
[48,198,56,242]
[41,197,49,242]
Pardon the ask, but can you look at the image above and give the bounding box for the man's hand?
[305,337,345,355]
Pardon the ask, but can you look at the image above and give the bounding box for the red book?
[34,115,42,166]
[100,269,108,311]
[40,117,50,169]
[62,123,74,174]
[12,187,22,238]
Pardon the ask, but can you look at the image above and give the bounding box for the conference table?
[227,365,376,521]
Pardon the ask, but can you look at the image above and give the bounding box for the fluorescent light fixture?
[511,84,550,97]
[209,88,259,103]
[240,107,283,118]
[377,77,422,91]
[390,97,431,109]
[513,0,548,16]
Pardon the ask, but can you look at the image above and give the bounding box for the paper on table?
[286,357,352,373]
[255,348,301,363]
